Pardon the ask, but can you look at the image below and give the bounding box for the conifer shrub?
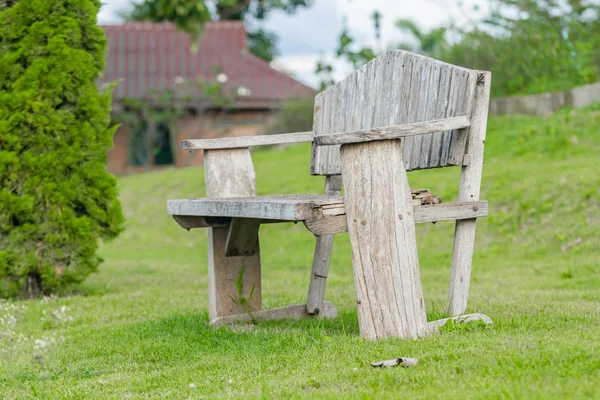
[0,0,124,298]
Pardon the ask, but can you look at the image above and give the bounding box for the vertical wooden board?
[205,149,256,198]
[208,227,261,319]
[371,53,390,129]
[386,51,403,126]
[429,63,451,168]
[306,175,343,314]
[318,86,337,175]
[448,71,491,316]
[419,62,442,168]
[327,73,348,171]
[344,68,358,133]
[204,148,261,321]
[448,71,478,165]
[310,92,325,175]
[397,54,414,167]
[341,140,429,339]
[396,53,414,126]
[402,55,423,168]
[440,68,462,166]
[359,59,377,130]
[410,57,432,170]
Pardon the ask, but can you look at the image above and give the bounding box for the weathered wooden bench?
[168,50,492,340]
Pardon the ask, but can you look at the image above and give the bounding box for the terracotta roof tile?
[99,22,315,106]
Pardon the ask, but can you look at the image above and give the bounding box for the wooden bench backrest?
[310,50,480,176]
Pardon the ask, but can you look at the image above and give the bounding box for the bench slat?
[314,116,471,146]
[168,195,488,228]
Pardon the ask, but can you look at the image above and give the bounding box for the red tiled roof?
[99,21,315,107]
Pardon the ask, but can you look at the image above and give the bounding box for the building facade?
[100,21,315,175]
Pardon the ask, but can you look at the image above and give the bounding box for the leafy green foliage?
[440,0,600,97]
[394,19,447,58]
[124,0,311,61]
[124,0,212,42]
[263,98,314,134]
[320,1,599,98]
[0,0,124,298]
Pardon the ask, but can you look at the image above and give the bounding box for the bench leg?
[208,227,261,322]
[307,175,342,315]
[204,148,261,323]
[341,141,429,340]
[447,71,491,316]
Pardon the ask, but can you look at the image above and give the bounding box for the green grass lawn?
[2,106,599,399]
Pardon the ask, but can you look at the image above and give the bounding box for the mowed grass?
[2,106,599,399]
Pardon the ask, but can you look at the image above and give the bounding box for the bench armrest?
[183,131,314,150]
[314,116,471,146]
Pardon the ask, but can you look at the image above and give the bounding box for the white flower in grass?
[188,383,197,390]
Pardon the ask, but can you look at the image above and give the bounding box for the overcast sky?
[98,0,483,88]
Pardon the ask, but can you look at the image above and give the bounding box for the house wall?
[107,110,271,175]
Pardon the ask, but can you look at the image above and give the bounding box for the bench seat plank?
[167,195,345,221]
[168,195,488,229]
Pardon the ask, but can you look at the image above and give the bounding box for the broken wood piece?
[428,313,493,334]
[211,302,338,326]
[371,357,419,368]
[411,188,442,206]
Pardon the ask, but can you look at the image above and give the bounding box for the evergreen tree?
[0,0,124,298]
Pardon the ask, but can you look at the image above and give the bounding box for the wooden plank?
[304,201,488,236]
[204,149,261,321]
[311,80,342,175]
[225,218,261,257]
[183,131,313,150]
[310,91,326,175]
[172,216,294,230]
[448,71,478,165]
[419,62,442,168]
[430,63,451,167]
[341,140,429,340]
[448,71,492,316]
[404,55,425,168]
[440,68,462,165]
[168,195,344,221]
[411,57,432,169]
[314,116,471,146]
[307,175,343,315]
[211,302,338,326]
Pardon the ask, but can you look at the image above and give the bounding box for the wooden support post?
[307,175,342,315]
[341,140,429,340]
[205,149,261,323]
[447,71,492,316]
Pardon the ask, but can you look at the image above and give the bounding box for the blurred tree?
[124,0,312,61]
[263,98,314,135]
[317,1,599,97]
[441,0,600,96]
[394,19,448,58]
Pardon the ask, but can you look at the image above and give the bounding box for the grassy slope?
[2,106,599,399]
